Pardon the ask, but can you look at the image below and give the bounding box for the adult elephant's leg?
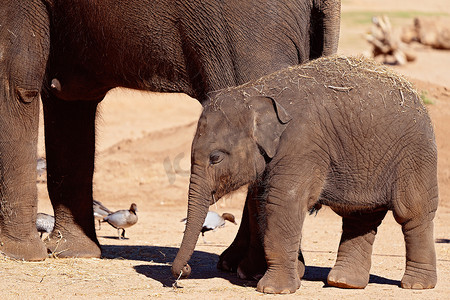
[327,210,387,289]
[0,91,47,261]
[41,91,102,258]
[0,0,49,260]
[217,188,253,272]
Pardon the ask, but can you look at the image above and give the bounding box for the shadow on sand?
[304,266,400,287]
[100,236,130,240]
[435,238,450,243]
[101,244,253,288]
[101,244,399,289]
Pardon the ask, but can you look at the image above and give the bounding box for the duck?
[93,200,113,230]
[36,212,54,238]
[103,203,138,239]
[181,211,237,243]
[37,157,46,177]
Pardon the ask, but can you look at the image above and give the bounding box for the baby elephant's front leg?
[257,172,316,294]
[257,197,302,293]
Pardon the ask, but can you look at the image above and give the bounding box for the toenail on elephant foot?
[0,235,47,261]
[256,273,301,294]
[401,271,436,289]
[401,281,430,289]
[327,268,368,289]
[258,286,292,294]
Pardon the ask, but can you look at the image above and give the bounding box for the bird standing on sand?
[181,211,237,243]
[36,212,54,238]
[103,203,138,239]
[93,200,113,230]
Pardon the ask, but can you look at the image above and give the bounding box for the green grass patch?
[342,11,450,26]
[420,90,434,105]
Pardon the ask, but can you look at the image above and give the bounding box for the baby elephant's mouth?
[211,183,249,206]
[210,190,228,205]
[210,189,234,205]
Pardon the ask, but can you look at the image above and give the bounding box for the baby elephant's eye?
[210,150,225,165]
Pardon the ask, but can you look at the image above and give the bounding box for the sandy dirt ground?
[1,0,450,299]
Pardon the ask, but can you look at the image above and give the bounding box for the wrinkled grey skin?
[0,0,340,260]
[172,56,438,294]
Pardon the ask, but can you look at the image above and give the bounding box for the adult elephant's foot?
[401,261,436,289]
[217,243,247,272]
[44,229,101,258]
[327,264,369,289]
[0,234,47,261]
[256,268,301,294]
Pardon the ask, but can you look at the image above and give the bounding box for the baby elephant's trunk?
[172,181,210,278]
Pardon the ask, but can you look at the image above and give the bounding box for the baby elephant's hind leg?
[393,161,438,289]
[328,210,387,289]
[395,212,437,289]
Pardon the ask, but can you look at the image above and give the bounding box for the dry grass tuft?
[264,55,418,96]
[207,55,422,111]
[307,55,415,89]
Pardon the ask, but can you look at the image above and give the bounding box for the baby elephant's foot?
[256,269,301,294]
[217,245,246,272]
[401,261,437,289]
[238,257,305,281]
[297,253,306,279]
[327,265,369,289]
[237,253,267,280]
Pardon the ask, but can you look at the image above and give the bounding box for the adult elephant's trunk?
[172,174,211,278]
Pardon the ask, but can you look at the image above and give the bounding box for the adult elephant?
[0,0,340,261]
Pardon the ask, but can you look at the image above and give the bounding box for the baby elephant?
[172,56,438,294]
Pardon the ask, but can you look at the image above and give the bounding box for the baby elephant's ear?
[248,96,292,158]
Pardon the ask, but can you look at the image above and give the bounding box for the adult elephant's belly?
[45,68,113,102]
[44,55,193,102]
